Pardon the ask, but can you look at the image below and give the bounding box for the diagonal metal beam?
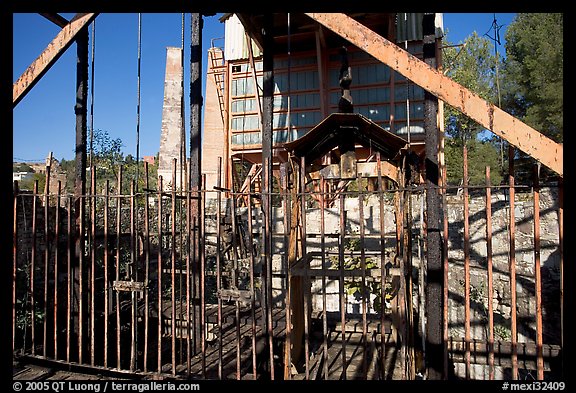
[305,13,563,177]
[39,13,69,28]
[13,13,98,108]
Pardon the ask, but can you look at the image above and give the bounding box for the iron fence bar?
[463,146,471,380]
[79,188,85,365]
[229,185,242,380]
[53,181,61,360]
[376,152,387,379]
[358,174,368,379]
[533,165,543,380]
[157,176,164,374]
[200,174,207,378]
[216,157,223,379]
[43,162,51,358]
[185,165,192,376]
[442,155,449,380]
[485,167,495,380]
[90,167,96,366]
[66,194,72,363]
[320,175,329,380]
[508,146,518,380]
[13,181,19,355]
[104,180,110,368]
[130,179,137,371]
[300,156,310,380]
[281,168,291,381]
[143,164,150,372]
[115,166,122,369]
[558,178,563,376]
[171,160,177,375]
[339,193,347,380]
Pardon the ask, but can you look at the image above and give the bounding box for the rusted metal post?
[13,181,19,355]
[230,187,242,380]
[115,166,122,369]
[43,158,52,358]
[320,175,329,379]
[247,175,258,380]
[186,164,192,376]
[558,178,563,376]
[485,167,495,380]
[508,146,518,379]
[171,160,177,375]
[190,13,203,354]
[422,13,444,380]
[463,146,471,379]
[200,174,207,377]
[130,179,137,371]
[74,25,89,363]
[339,193,347,379]
[216,157,223,379]
[376,153,387,378]
[143,164,150,372]
[262,12,276,379]
[358,174,368,379]
[300,156,310,379]
[533,165,543,380]
[442,155,449,380]
[157,176,164,374]
[66,194,72,362]
[90,166,96,366]
[104,180,110,368]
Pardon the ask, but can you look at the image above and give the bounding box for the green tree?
[442,31,503,184]
[502,13,563,143]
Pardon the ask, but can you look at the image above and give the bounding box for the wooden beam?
[13,13,97,107]
[308,162,398,181]
[305,13,563,177]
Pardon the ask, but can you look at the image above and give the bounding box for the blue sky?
[12,13,516,163]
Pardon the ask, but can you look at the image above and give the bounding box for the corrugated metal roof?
[224,13,262,61]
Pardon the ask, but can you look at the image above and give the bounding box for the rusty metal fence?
[12,150,563,380]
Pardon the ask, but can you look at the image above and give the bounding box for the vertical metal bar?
[463,146,471,380]
[116,166,122,369]
[230,188,242,380]
[300,156,310,380]
[53,181,61,360]
[130,179,137,371]
[186,164,192,376]
[43,161,51,358]
[339,193,347,380]
[13,182,19,355]
[281,169,290,381]
[157,176,164,374]
[190,14,203,356]
[66,194,72,362]
[104,180,109,368]
[558,178,563,375]
[143,164,150,372]
[485,167,495,380]
[442,147,449,380]
[216,157,223,380]
[376,153,387,378]
[247,175,258,379]
[508,146,518,380]
[359,174,368,379]
[90,167,96,366]
[200,173,207,378]
[533,165,543,380]
[171,159,177,375]
[79,183,85,364]
[320,176,329,379]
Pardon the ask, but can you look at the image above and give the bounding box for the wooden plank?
[305,13,563,177]
[13,13,98,107]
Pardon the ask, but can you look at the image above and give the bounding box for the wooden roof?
[283,112,407,162]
